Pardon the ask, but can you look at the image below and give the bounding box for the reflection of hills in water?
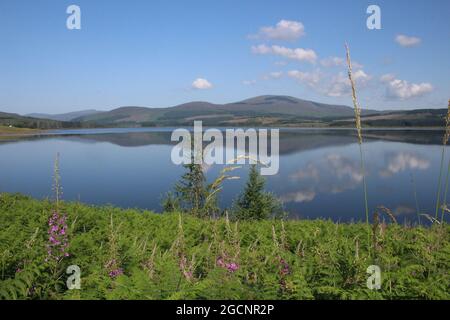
[69,129,446,155]
[1,129,446,155]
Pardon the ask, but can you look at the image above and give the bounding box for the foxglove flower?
[46,210,69,262]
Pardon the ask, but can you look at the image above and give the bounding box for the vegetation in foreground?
[0,193,448,300]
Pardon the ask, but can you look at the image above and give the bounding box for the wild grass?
[345,44,369,226]
[0,193,448,300]
[440,99,450,222]
[435,99,450,219]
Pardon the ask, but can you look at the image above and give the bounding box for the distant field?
[0,126,41,137]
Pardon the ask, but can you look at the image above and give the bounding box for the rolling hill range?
[27,109,103,122]
[2,95,448,129]
[0,111,79,129]
[330,108,447,127]
[73,95,382,127]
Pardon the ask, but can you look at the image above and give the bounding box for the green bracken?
[0,193,448,300]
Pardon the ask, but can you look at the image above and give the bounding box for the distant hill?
[74,95,381,127]
[27,109,104,122]
[1,95,447,129]
[331,108,447,127]
[0,111,77,129]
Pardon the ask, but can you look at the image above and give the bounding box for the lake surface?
[1,127,448,223]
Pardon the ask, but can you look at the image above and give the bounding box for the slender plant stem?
[410,172,421,225]
[345,43,369,225]
[435,146,446,218]
[359,143,369,225]
[436,99,450,218]
[345,43,371,258]
[441,158,450,222]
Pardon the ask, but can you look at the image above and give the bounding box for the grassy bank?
[0,126,42,139]
[0,193,448,300]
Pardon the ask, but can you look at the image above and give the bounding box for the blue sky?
[0,0,449,114]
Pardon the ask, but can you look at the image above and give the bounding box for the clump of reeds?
[345,44,369,225]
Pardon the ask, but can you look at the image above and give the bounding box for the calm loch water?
[0,128,448,223]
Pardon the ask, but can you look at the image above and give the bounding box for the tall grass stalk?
[410,172,421,224]
[52,152,62,210]
[435,99,450,219]
[345,44,369,226]
[441,158,450,222]
[205,165,241,219]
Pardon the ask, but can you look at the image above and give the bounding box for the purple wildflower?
[216,257,225,268]
[105,259,124,279]
[216,255,239,273]
[179,255,194,281]
[279,258,290,276]
[225,262,239,273]
[108,268,124,278]
[46,210,70,263]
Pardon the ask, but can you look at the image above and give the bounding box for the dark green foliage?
[233,165,285,220]
[174,162,208,218]
[161,192,180,213]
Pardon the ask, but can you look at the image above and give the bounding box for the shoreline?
[0,125,446,139]
[0,126,43,139]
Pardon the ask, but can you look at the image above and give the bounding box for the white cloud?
[395,34,421,47]
[320,56,344,67]
[280,190,316,203]
[353,69,370,82]
[320,56,363,69]
[272,45,317,63]
[381,75,433,100]
[325,69,371,97]
[287,153,366,197]
[290,163,320,181]
[251,20,305,41]
[286,68,371,97]
[192,78,213,90]
[263,71,283,80]
[380,73,396,83]
[274,60,288,66]
[251,44,272,54]
[326,73,349,97]
[269,71,283,78]
[242,80,256,86]
[287,70,321,88]
[380,152,430,177]
[252,44,317,64]
[326,154,363,184]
